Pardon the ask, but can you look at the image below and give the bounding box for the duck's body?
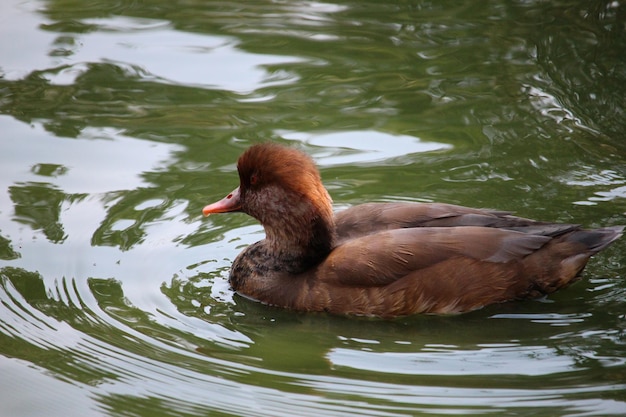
[203,143,623,317]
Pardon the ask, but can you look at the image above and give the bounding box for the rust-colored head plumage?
[236,143,333,220]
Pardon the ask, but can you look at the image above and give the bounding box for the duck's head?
[203,143,335,256]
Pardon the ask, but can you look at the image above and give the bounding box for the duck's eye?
[250,173,258,185]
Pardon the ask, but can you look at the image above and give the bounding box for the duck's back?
[334,202,577,241]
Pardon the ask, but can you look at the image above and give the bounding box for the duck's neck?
[264,212,335,271]
[254,188,336,272]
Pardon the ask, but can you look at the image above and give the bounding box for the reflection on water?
[1,0,625,416]
[9,182,68,244]
[283,130,452,165]
[43,16,306,92]
[328,344,577,376]
[560,166,626,206]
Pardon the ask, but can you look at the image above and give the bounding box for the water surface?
[1,0,625,416]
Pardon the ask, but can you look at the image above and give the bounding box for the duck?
[202,142,623,317]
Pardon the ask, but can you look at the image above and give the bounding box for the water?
[1,0,625,416]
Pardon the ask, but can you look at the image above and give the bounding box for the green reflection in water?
[9,183,70,244]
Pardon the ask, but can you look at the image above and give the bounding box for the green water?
[1,0,625,416]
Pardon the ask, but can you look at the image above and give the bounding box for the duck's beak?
[202,186,242,216]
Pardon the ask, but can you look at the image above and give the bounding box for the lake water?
[1,0,625,416]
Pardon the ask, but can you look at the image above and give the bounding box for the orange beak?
[202,186,242,216]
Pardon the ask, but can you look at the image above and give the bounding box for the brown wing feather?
[319,226,550,287]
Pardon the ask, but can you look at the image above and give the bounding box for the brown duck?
[202,143,623,317]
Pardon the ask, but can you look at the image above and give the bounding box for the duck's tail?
[521,225,622,297]
[565,225,624,254]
